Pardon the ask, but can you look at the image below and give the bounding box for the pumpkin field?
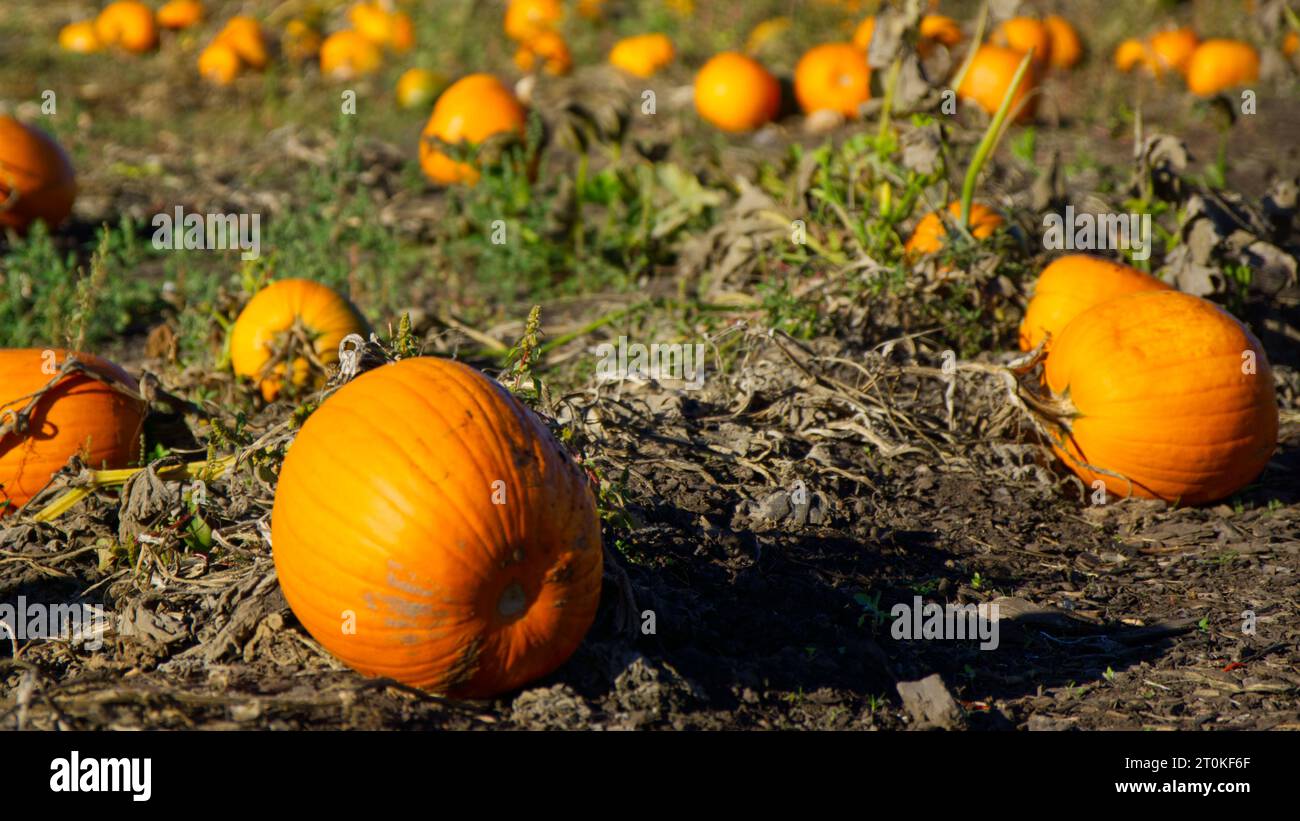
[1,0,1299,734]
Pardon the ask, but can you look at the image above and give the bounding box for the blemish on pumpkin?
[386,560,434,597]
[377,594,433,618]
[497,581,528,620]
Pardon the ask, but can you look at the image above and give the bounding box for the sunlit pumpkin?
[94,1,158,53]
[694,52,782,133]
[514,30,573,76]
[1113,38,1148,72]
[319,30,384,79]
[58,21,102,53]
[216,16,269,71]
[349,2,415,52]
[1185,39,1260,96]
[992,16,1052,67]
[504,0,563,42]
[396,68,445,109]
[1018,254,1171,351]
[156,0,204,30]
[0,116,77,233]
[905,201,1004,256]
[419,74,528,186]
[1148,27,1199,76]
[793,43,871,118]
[1,349,146,514]
[271,356,603,697]
[852,15,875,51]
[609,33,675,78]
[1042,290,1278,505]
[282,19,323,63]
[957,44,1039,122]
[229,279,370,402]
[1044,15,1082,69]
[198,41,241,85]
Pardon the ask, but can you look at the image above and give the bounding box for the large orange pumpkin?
[957,44,1039,122]
[419,74,528,186]
[0,116,77,233]
[905,201,1004,256]
[271,357,603,697]
[1,349,146,513]
[229,279,370,402]
[694,52,782,132]
[94,1,158,53]
[1185,39,1260,96]
[1019,255,1171,351]
[793,43,871,118]
[1043,291,1278,505]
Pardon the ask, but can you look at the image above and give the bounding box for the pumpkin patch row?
[1114,28,1263,96]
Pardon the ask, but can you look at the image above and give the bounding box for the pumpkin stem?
[0,355,144,442]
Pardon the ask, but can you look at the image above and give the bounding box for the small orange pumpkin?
[853,14,961,55]
[419,74,528,186]
[0,116,77,233]
[1113,38,1148,72]
[319,30,384,79]
[396,68,445,109]
[852,15,875,51]
[1284,31,1298,58]
[504,0,563,42]
[282,20,323,64]
[1185,39,1260,96]
[1018,254,1171,351]
[609,33,675,78]
[156,0,204,30]
[1149,27,1199,76]
[229,279,370,402]
[957,44,1039,122]
[198,41,241,85]
[1044,15,1083,69]
[1,349,146,514]
[271,356,603,697]
[992,16,1052,67]
[1042,290,1278,505]
[694,52,782,133]
[94,1,158,53]
[349,2,415,52]
[905,201,1004,256]
[58,21,102,53]
[514,30,573,76]
[216,16,269,71]
[793,43,871,118]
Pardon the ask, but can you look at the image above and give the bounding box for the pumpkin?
[156,0,204,30]
[270,357,603,697]
[216,16,269,71]
[396,68,445,109]
[514,30,573,76]
[1019,254,1171,351]
[94,1,158,53]
[1,349,146,514]
[1042,290,1278,505]
[58,21,102,53]
[319,30,384,80]
[853,14,960,55]
[282,20,323,63]
[419,74,527,186]
[504,0,563,42]
[348,2,415,52]
[992,16,1052,67]
[957,44,1039,122]
[1149,28,1199,75]
[1044,15,1083,69]
[0,116,77,233]
[852,16,875,51]
[228,279,370,402]
[198,41,241,85]
[905,201,1004,256]
[1285,31,1298,58]
[1185,39,1260,96]
[609,33,675,78]
[1113,38,1148,72]
[793,43,871,118]
[694,52,781,133]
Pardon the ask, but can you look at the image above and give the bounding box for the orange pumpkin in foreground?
[0,116,77,233]
[1019,254,1171,351]
[694,52,782,132]
[420,74,528,186]
[957,44,1039,122]
[905,201,1004,256]
[271,357,603,697]
[94,1,158,53]
[1043,291,1277,505]
[229,279,370,402]
[1185,39,1260,96]
[793,43,871,118]
[1,350,146,513]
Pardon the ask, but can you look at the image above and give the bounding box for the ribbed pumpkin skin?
[229,279,369,402]
[1,350,145,512]
[271,358,603,697]
[1045,291,1278,505]
[0,116,77,233]
[1019,255,1171,351]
